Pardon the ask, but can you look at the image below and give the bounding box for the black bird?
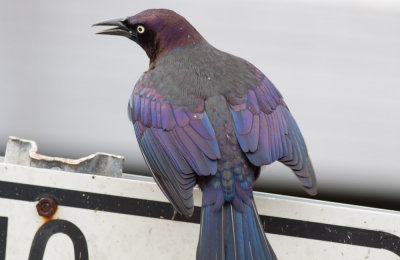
[94,9,317,260]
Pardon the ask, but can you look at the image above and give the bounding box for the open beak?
[92,18,132,38]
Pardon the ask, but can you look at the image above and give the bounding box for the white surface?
[2,199,199,260]
[1,163,399,259]
[0,0,399,202]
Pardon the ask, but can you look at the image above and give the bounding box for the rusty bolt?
[36,197,57,218]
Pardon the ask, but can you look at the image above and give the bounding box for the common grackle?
[94,9,317,260]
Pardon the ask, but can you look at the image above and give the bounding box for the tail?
[197,200,277,260]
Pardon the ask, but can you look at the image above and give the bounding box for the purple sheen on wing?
[231,109,253,135]
[275,113,284,159]
[235,131,249,152]
[205,156,217,175]
[153,92,162,101]
[147,88,157,99]
[134,94,141,121]
[284,106,308,153]
[231,84,303,168]
[240,109,253,134]
[288,118,301,167]
[151,100,157,128]
[268,114,277,161]
[275,109,289,157]
[173,106,190,126]
[276,106,288,135]
[138,128,195,216]
[247,89,260,114]
[255,87,272,114]
[275,118,284,159]
[156,102,162,128]
[174,127,211,175]
[271,113,280,161]
[261,77,278,101]
[264,113,274,162]
[139,88,145,96]
[161,103,175,130]
[276,114,284,159]
[183,125,219,160]
[286,139,299,167]
[281,135,294,162]
[189,116,215,140]
[262,113,273,164]
[143,98,152,126]
[140,96,146,124]
[149,134,194,193]
[289,130,305,171]
[141,87,152,97]
[247,113,272,165]
[248,114,259,152]
[281,134,289,158]
[178,186,194,200]
[134,122,146,138]
[208,136,221,159]
[264,85,277,110]
[152,128,192,174]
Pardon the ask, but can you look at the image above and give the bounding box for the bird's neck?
[149,24,204,68]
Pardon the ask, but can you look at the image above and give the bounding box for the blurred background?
[1,0,399,210]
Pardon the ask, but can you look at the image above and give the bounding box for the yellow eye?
[137,25,145,34]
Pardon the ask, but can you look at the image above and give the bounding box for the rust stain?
[36,197,58,220]
[41,214,56,223]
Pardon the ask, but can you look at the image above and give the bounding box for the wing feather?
[129,74,221,217]
[229,74,317,195]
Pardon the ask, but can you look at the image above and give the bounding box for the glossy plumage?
[96,9,317,260]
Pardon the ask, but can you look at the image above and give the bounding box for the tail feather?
[197,201,277,260]
[197,204,224,259]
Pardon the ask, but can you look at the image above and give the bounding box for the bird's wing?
[228,72,317,195]
[128,73,221,217]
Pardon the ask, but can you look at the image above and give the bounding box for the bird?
[94,9,317,260]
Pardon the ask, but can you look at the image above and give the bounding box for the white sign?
[0,163,399,260]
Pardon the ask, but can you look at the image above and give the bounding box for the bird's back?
[140,40,261,204]
[147,40,259,105]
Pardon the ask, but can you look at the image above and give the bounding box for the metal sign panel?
[0,163,399,259]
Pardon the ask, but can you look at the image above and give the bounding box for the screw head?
[36,197,57,218]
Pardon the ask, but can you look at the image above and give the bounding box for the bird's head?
[94,9,203,66]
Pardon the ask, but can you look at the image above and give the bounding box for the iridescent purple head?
[94,9,203,65]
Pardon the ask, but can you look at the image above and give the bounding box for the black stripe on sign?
[0,217,7,260]
[260,215,400,255]
[0,180,399,256]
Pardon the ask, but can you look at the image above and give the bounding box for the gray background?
[1,0,399,209]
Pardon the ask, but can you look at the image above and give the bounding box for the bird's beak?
[92,18,132,38]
